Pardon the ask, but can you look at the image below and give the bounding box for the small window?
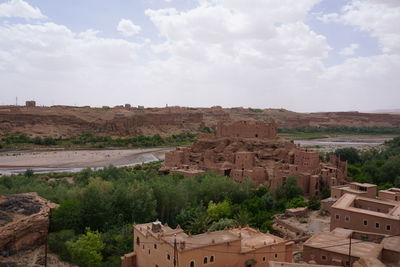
[345,216,350,222]
[142,245,145,249]
[210,256,214,262]
[136,237,140,245]
[154,244,157,249]
[275,253,278,258]
[387,225,391,231]
[262,257,266,262]
[204,257,208,264]
[321,255,327,261]
[363,219,368,226]
[190,261,195,267]
[376,223,380,229]
[335,214,340,220]
[155,265,159,267]
[148,249,151,255]
[167,254,170,260]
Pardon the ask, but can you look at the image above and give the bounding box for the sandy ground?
[294,135,395,152]
[0,147,173,174]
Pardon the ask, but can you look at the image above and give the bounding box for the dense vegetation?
[334,136,400,188]
[0,132,197,149]
[0,164,315,267]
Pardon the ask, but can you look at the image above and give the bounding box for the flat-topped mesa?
[160,120,351,197]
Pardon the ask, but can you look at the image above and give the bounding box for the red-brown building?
[122,221,294,267]
[160,121,350,197]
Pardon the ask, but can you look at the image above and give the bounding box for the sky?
[0,0,399,112]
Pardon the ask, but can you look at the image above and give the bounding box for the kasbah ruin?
[160,120,349,196]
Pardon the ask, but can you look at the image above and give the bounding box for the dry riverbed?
[294,135,395,152]
[0,147,174,174]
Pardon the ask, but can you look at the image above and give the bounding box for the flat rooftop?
[331,193,400,219]
[135,223,286,252]
[304,231,382,259]
[269,262,336,267]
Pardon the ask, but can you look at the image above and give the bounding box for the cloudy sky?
[0,0,399,112]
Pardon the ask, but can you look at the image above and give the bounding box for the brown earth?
[1,105,400,138]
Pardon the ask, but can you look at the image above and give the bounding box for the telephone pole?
[348,235,352,267]
[173,237,177,267]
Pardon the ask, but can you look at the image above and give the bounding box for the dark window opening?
[224,169,231,176]
[190,261,195,267]
[204,257,208,264]
[210,256,214,262]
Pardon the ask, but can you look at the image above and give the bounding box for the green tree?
[208,218,238,231]
[66,228,105,267]
[51,199,83,233]
[334,147,360,164]
[48,230,76,261]
[307,196,321,210]
[207,200,232,220]
[186,211,211,234]
[381,156,400,184]
[284,176,303,199]
[233,209,251,227]
[24,168,34,178]
[81,178,114,231]
[112,182,157,224]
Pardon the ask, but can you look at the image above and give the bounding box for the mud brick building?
[160,121,350,196]
[331,182,377,199]
[303,227,400,266]
[330,193,400,235]
[379,188,400,202]
[121,221,294,267]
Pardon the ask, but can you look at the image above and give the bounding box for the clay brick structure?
[121,220,294,267]
[378,188,400,202]
[0,193,57,256]
[216,120,277,139]
[330,193,400,235]
[160,121,350,196]
[331,182,377,199]
[25,100,36,107]
[303,227,400,266]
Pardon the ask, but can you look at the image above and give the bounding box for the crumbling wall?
[0,193,57,256]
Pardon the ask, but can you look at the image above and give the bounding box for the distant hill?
[1,105,400,138]
[366,109,400,114]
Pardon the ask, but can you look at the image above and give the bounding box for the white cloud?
[0,0,45,19]
[0,0,399,112]
[317,13,339,23]
[117,19,141,37]
[339,43,360,56]
[320,0,400,54]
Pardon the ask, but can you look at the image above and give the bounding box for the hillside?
[1,105,400,138]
